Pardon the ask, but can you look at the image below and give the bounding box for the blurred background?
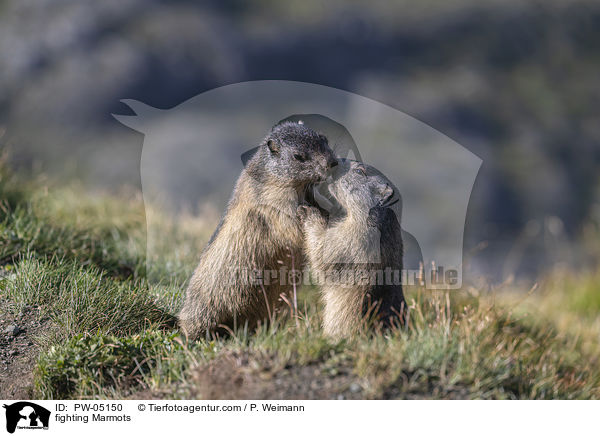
[1,0,599,286]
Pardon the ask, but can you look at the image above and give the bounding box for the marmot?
[299,159,405,338]
[179,121,337,339]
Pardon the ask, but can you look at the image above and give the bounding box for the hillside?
[1,162,599,399]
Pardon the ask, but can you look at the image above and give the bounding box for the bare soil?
[176,351,364,400]
[0,299,47,399]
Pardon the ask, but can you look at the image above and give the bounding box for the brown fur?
[179,122,336,339]
[301,160,405,338]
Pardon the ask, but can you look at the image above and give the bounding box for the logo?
[113,80,481,290]
[3,402,50,434]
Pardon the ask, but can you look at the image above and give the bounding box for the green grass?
[2,256,175,345]
[35,331,216,399]
[0,188,145,279]
[1,159,600,399]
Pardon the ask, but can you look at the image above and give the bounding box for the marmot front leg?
[298,205,326,245]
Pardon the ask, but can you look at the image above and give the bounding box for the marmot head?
[325,159,396,215]
[253,121,338,187]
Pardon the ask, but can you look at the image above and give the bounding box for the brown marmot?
[299,159,405,338]
[179,121,337,339]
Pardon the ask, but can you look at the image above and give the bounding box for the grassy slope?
[1,163,599,399]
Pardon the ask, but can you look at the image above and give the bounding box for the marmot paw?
[297,204,319,221]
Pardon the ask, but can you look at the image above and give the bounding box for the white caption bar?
[0,400,596,435]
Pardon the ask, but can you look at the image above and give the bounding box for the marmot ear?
[267,139,280,154]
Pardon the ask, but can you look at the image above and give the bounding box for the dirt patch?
[380,373,472,399]
[182,351,366,400]
[0,299,47,399]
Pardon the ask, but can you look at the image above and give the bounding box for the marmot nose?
[327,157,339,169]
[383,184,393,198]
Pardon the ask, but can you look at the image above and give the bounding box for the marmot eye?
[294,153,307,162]
[354,167,367,176]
